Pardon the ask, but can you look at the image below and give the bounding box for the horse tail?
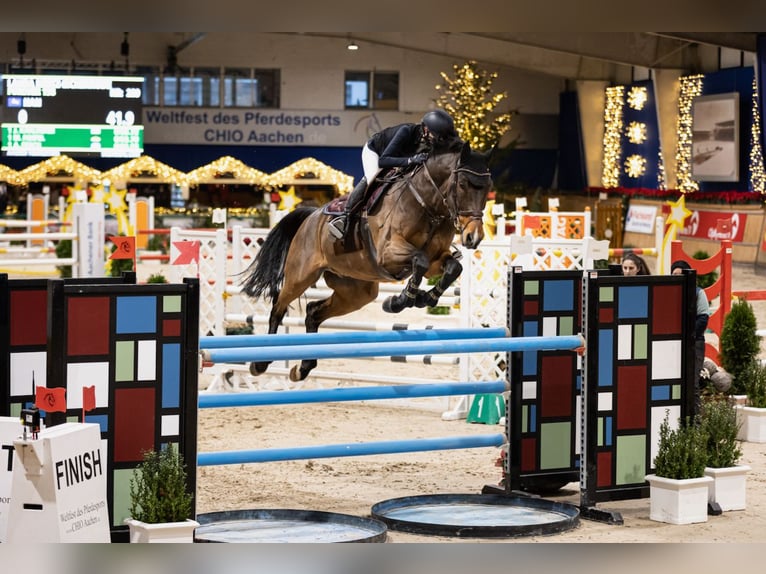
[240,207,315,304]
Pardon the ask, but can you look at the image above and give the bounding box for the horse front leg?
[249,304,288,376]
[382,252,429,313]
[415,253,462,308]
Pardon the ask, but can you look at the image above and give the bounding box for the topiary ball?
[711,369,733,393]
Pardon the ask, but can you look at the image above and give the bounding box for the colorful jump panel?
[581,271,695,506]
[508,268,582,492]
[46,278,199,542]
[0,274,136,420]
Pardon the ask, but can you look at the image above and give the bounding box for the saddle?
[322,173,397,217]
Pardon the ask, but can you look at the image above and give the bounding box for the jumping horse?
[241,140,493,381]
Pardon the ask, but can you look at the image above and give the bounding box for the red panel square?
[114,387,155,462]
[599,306,614,324]
[523,299,539,317]
[652,284,682,335]
[521,437,537,472]
[597,451,613,487]
[540,354,574,418]
[67,297,110,355]
[616,365,647,430]
[10,289,47,346]
[163,318,181,337]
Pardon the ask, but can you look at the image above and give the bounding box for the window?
[223,68,279,108]
[345,71,399,110]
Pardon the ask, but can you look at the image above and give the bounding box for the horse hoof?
[289,365,305,382]
[382,297,402,313]
[249,362,267,376]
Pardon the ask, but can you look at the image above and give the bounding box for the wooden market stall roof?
[0,164,20,185]
[268,157,353,195]
[16,155,102,185]
[186,156,270,186]
[100,155,187,185]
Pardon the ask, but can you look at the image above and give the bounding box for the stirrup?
[328,216,346,239]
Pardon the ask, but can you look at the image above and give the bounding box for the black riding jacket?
[367,123,428,169]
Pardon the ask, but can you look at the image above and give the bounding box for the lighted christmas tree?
[434,60,513,152]
[750,76,765,193]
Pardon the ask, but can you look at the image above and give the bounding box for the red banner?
[35,386,67,412]
[662,206,747,243]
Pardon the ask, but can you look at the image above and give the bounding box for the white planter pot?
[645,474,713,525]
[735,406,766,443]
[125,518,200,543]
[704,465,751,511]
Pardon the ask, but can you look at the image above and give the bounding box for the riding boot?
[329,177,367,239]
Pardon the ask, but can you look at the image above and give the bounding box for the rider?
[328,109,459,240]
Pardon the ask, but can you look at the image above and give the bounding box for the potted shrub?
[736,360,766,443]
[699,399,750,511]
[720,299,761,393]
[125,444,198,543]
[146,272,169,284]
[645,412,712,524]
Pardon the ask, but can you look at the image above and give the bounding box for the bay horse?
[241,141,493,381]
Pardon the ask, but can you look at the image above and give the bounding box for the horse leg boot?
[416,256,462,308]
[328,177,367,239]
[383,252,429,313]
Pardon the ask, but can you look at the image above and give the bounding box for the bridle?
[407,152,490,233]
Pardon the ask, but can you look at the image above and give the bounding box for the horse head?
[453,142,492,249]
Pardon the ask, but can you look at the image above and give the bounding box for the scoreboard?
[0,74,144,158]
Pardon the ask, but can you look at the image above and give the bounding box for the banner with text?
[625,204,658,234]
[142,108,420,147]
[662,206,748,242]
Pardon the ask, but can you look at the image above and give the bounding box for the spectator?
[621,252,651,276]
[671,259,710,417]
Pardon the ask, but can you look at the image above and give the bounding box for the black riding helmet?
[421,109,457,142]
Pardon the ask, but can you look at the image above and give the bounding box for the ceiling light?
[347,41,358,51]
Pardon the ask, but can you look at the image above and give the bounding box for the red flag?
[83,386,96,412]
[524,215,541,229]
[35,386,67,413]
[109,236,136,260]
[172,240,201,265]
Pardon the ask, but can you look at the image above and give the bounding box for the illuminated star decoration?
[89,184,108,204]
[660,195,693,274]
[278,186,302,211]
[627,86,647,110]
[626,121,647,144]
[105,187,130,234]
[624,154,647,178]
[63,185,88,221]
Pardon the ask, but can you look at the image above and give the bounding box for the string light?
[100,155,188,185]
[749,76,765,194]
[0,164,21,186]
[268,157,354,194]
[626,121,647,144]
[186,155,270,187]
[675,74,703,194]
[624,154,647,178]
[434,60,512,151]
[17,154,102,185]
[657,149,667,190]
[627,86,648,110]
[601,86,625,188]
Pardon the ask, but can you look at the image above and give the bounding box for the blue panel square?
[529,404,536,431]
[162,344,180,408]
[598,329,613,386]
[651,385,671,401]
[522,321,538,376]
[605,416,613,446]
[84,414,109,433]
[116,296,157,334]
[543,280,574,312]
[617,286,648,319]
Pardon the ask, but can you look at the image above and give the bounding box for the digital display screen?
[0,74,144,158]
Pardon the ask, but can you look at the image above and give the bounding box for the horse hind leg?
[289,274,378,381]
[248,303,289,376]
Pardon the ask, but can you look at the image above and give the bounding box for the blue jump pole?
[199,380,509,409]
[200,335,584,364]
[197,433,506,466]
[200,327,510,349]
